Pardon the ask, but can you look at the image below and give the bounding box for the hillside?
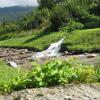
[0,28,100,53]
[0,0,100,98]
[0,6,34,23]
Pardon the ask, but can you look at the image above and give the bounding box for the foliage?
[38,0,64,9]
[95,65,100,82]
[48,0,100,31]
[0,60,28,93]
[0,58,99,93]
[28,58,99,87]
[0,0,100,32]
[59,21,84,32]
[0,28,100,53]
[84,15,100,28]
[50,4,69,31]
[18,8,50,31]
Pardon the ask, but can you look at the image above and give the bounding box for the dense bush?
[38,0,64,9]
[49,0,100,31]
[67,21,84,32]
[90,0,100,16]
[50,5,69,31]
[28,59,99,87]
[59,21,84,32]
[84,15,100,28]
[0,22,17,34]
[19,8,50,30]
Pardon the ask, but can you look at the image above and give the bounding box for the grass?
[0,60,18,84]
[0,60,27,93]
[65,28,100,52]
[0,28,100,52]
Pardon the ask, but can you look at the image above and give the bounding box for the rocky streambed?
[0,48,100,69]
[0,48,34,70]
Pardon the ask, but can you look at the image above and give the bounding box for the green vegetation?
[0,28,100,53]
[0,0,100,93]
[0,0,100,33]
[0,58,99,93]
[28,58,100,87]
[0,60,27,92]
[0,0,99,53]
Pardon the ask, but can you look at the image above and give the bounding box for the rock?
[7,61,18,68]
[64,96,73,100]
[84,53,89,55]
[65,51,69,55]
[87,54,97,58]
[77,54,85,58]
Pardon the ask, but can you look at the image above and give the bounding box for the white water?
[31,38,64,59]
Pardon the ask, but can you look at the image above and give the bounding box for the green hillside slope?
[0,28,100,53]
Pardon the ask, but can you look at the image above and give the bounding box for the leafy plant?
[28,58,99,87]
[50,4,69,31]
[95,65,100,82]
[0,58,100,93]
[59,21,84,32]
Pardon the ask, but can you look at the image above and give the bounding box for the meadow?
[0,28,100,53]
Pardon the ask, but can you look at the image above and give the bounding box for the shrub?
[18,8,51,31]
[50,5,69,31]
[95,65,100,82]
[59,21,84,32]
[0,22,18,34]
[28,58,99,87]
[84,15,100,28]
[38,0,64,9]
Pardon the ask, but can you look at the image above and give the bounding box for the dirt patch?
[0,84,100,100]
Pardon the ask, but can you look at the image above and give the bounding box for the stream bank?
[0,48,100,70]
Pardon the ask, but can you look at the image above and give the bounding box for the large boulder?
[86,53,97,58]
[7,61,18,68]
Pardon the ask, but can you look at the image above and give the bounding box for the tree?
[38,0,64,9]
[50,5,69,31]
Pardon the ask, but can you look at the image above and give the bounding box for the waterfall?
[31,38,65,59]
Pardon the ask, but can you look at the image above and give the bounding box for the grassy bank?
[0,28,100,53]
[0,60,26,93]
